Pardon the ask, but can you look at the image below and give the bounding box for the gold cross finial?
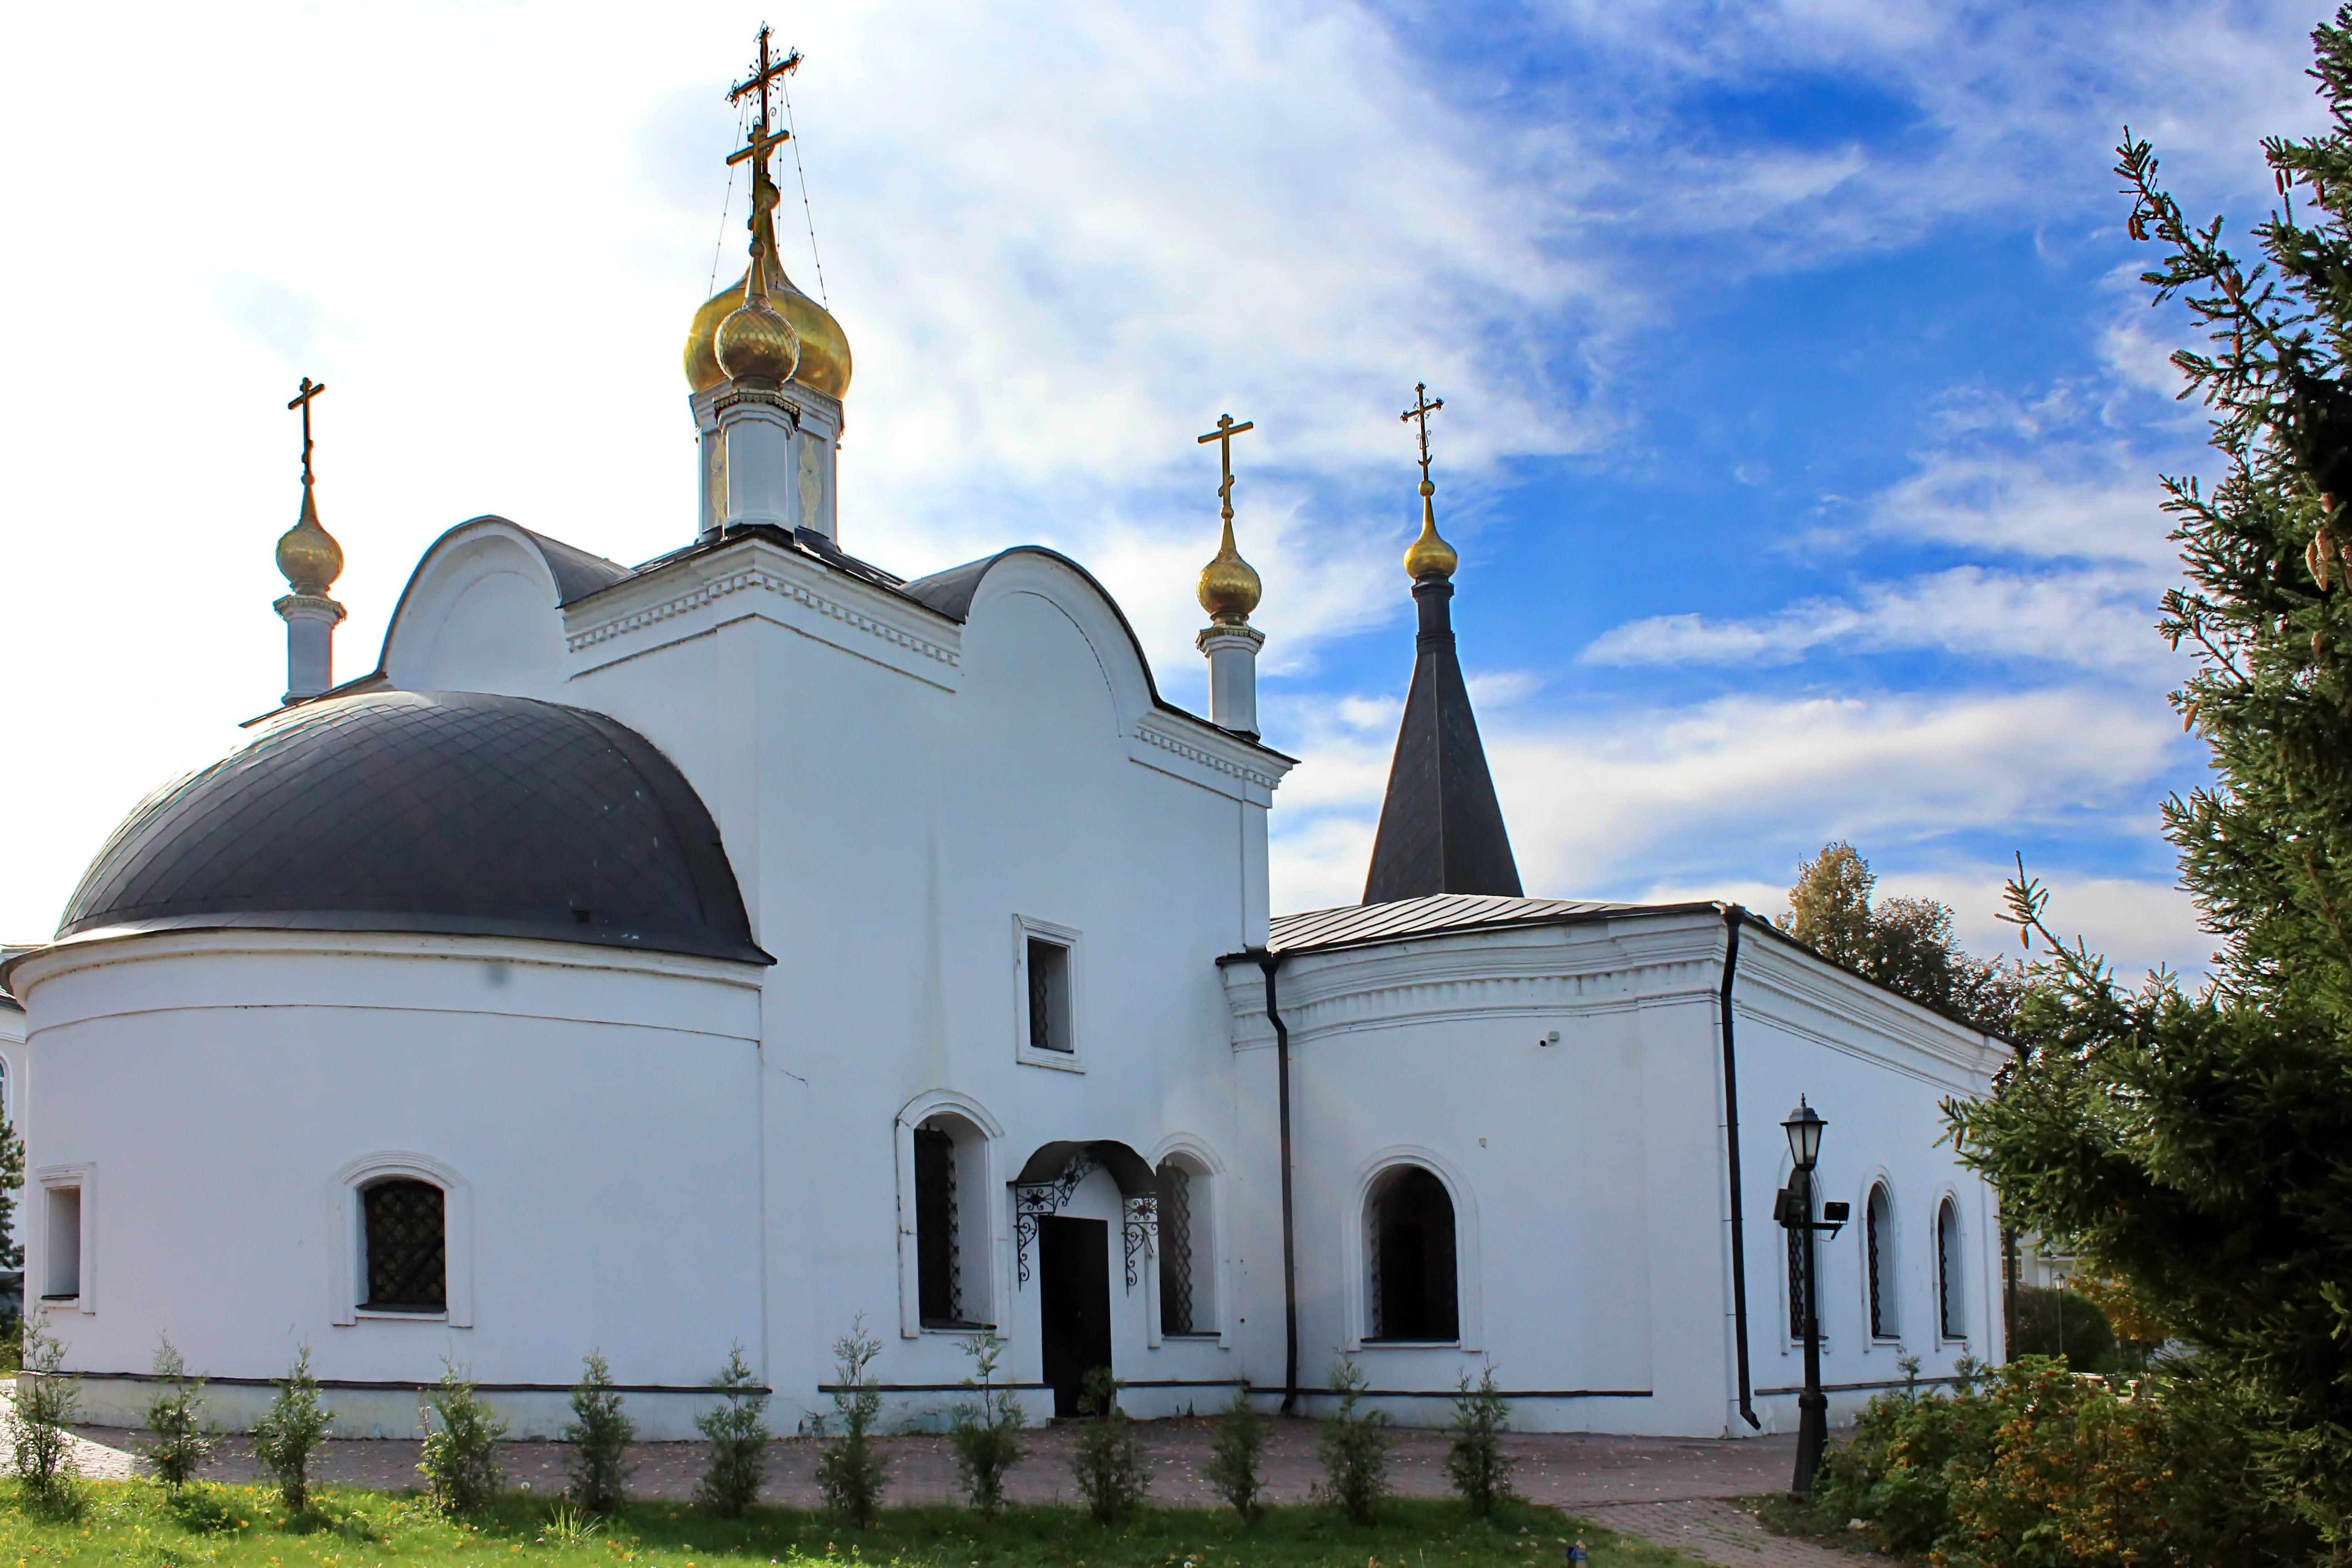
[728,24,802,143]
[1401,382,1444,486]
[287,376,327,487]
[724,27,802,270]
[1196,413,1256,524]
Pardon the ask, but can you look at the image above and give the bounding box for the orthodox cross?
[287,376,326,486]
[1401,382,1444,486]
[728,25,802,146]
[1196,413,1255,523]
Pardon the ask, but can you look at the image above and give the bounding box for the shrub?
[250,1346,333,1513]
[10,1316,80,1510]
[695,1341,772,1518]
[812,1318,886,1526]
[418,1357,507,1515]
[1202,1381,1267,1522]
[1315,1354,1391,1525]
[947,1331,1024,1516]
[1444,1365,1515,1516]
[1068,1367,1149,1525]
[2010,1286,2122,1372]
[137,1334,215,1488]
[1813,1354,2313,1564]
[562,1349,634,1514]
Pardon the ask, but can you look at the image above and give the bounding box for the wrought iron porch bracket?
[1122,1194,1158,1292]
[1011,1152,1095,1286]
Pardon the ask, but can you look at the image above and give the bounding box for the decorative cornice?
[711,386,802,423]
[566,558,960,669]
[1132,718,1288,791]
[273,593,346,625]
[1219,907,2005,1092]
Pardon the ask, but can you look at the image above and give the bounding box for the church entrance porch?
[1037,1215,1113,1417]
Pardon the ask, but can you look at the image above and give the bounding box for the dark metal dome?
[58,691,770,964]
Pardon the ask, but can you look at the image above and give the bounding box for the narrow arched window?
[1367,1165,1458,1342]
[1787,1210,1810,1340]
[914,1114,990,1328]
[914,1122,965,1326]
[1867,1184,1897,1339]
[361,1179,446,1313]
[1156,1158,1215,1335]
[1937,1197,1965,1339]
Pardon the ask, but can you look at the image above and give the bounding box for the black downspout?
[1258,951,1302,1416]
[1720,904,1761,1430]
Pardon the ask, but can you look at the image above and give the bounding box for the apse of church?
[0,28,2006,1445]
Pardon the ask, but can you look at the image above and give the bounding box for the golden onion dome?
[1403,480,1457,581]
[275,485,343,596]
[686,250,851,399]
[716,286,801,387]
[1198,518,1263,624]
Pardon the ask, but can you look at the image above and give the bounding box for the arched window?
[915,1114,990,1328]
[1866,1184,1897,1339]
[1156,1157,1215,1335]
[1367,1165,1458,1342]
[361,1178,446,1313]
[1937,1197,1965,1340]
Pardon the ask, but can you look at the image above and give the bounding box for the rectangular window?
[43,1186,80,1301]
[1027,937,1072,1054]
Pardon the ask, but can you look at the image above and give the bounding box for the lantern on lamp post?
[1774,1097,1847,1499]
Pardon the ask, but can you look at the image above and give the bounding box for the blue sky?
[0,0,2327,972]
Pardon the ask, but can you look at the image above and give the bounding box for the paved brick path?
[1581,1500,1875,1567]
[43,1411,1872,1564]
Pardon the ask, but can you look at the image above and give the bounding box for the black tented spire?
[1362,574,1522,903]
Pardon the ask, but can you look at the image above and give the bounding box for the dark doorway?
[1038,1215,1112,1417]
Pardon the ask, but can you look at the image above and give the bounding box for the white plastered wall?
[8,931,765,1437]
[1219,910,2009,1436]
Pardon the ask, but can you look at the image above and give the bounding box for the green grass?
[0,1486,1695,1568]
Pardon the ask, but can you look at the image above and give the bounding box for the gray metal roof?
[54,690,770,965]
[1264,894,1715,955]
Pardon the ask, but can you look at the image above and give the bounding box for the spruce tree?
[562,1349,635,1515]
[1949,11,2352,1544]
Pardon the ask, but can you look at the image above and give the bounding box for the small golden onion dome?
[686,251,851,398]
[275,486,343,596]
[716,286,801,387]
[1198,518,1263,624]
[1402,480,1457,580]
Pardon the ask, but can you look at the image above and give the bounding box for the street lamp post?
[1775,1097,1848,1500]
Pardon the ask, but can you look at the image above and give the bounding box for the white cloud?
[1582,564,2178,676]
[1630,863,2209,986]
[1270,684,2188,918]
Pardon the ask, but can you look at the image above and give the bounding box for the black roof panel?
[58,691,770,965]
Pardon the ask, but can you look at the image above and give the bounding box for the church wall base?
[44,1377,753,1442]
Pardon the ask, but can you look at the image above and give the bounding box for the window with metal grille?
[1367,1165,1457,1342]
[1787,1210,1811,1341]
[1867,1184,1897,1339]
[914,1123,963,1326]
[361,1179,446,1313]
[1937,1198,1965,1339]
[1026,937,1072,1053]
[1157,1161,1194,1335]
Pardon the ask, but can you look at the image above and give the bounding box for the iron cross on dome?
[1196,412,1256,523]
[288,376,327,486]
[1401,382,1444,486]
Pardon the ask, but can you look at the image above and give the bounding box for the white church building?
[0,57,2008,1441]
